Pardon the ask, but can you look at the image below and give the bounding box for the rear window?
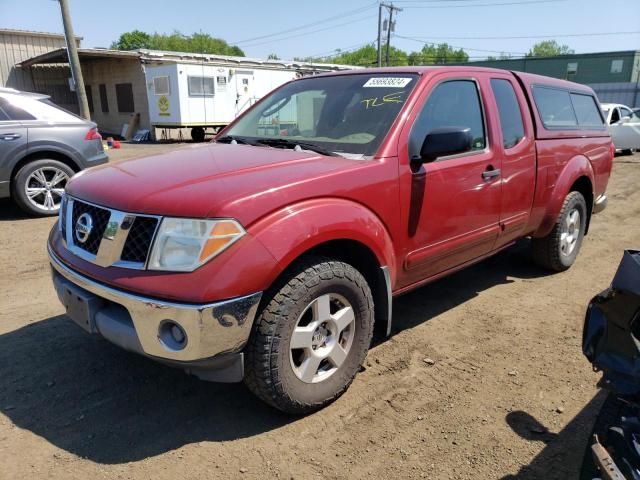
[490,79,525,149]
[532,86,577,128]
[0,95,83,123]
[570,93,604,127]
[0,96,36,121]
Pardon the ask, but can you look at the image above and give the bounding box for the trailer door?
[235,70,254,115]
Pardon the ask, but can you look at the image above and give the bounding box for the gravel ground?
[0,144,638,479]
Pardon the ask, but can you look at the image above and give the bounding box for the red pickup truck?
[48,67,613,413]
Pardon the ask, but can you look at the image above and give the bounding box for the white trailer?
[141,51,355,141]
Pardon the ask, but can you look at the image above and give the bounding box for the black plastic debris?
[583,250,640,395]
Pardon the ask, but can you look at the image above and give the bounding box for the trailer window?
[153,76,170,95]
[490,79,525,149]
[532,86,577,128]
[188,76,214,96]
[570,93,604,127]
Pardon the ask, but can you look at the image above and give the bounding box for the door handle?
[1,133,21,141]
[482,166,501,181]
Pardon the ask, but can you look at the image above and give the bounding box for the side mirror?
[415,127,473,163]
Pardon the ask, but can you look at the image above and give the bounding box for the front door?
[397,73,502,287]
[0,98,28,197]
[610,106,640,150]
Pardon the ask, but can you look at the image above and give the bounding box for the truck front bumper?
[49,245,262,382]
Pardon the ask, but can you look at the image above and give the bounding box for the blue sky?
[1,0,638,60]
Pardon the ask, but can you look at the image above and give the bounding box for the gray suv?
[0,88,108,216]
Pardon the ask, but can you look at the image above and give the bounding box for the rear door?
[0,96,29,196]
[397,71,503,286]
[487,74,536,249]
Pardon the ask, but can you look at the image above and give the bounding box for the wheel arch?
[286,239,392,339]
[533,155,595,238]
[10,150,81,190]
[249,198,397,338]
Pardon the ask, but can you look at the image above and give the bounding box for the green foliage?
[487,53,512,61]
[111,30,244,56]
[407,43,469,65]
[303,42,468,67]
[110,30,152,50]
[526,40,574,57]
[267,53,281,60]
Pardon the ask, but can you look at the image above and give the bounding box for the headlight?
[148,218,245,272]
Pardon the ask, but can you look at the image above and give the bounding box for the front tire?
[13,159,73,216]
[244,257,374,414]
[532,191,587,271]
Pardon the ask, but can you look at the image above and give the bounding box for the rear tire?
[190,127,205,142]
[13,159,74,216]
[244,257,374,414]
[532,191,587,272]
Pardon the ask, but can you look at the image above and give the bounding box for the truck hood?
[67,143,365,223]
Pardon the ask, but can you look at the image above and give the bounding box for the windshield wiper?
[255,138,339,157]
[216,135,261,146]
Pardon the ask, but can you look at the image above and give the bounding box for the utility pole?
[377,3,383,67]
[58,0,90,120]
[378,2,402,67]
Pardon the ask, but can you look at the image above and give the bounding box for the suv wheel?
[532,191,587,271]
[244,257,374,414]
[13,159,73,216]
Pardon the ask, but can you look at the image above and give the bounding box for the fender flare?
[248,197,398,288]
[533,154,594,238]
[25,141,83,168]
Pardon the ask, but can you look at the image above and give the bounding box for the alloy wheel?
[24,166,69,211]
[289,293,356,384]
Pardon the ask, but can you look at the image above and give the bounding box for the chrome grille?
[61,196,161,270]
[120,217,159,263]
[71,200,111,255]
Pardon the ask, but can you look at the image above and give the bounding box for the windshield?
[222,73,419,157]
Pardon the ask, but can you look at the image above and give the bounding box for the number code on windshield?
[363,77,412,88]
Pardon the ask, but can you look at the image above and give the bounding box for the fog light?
[159,321,188,351]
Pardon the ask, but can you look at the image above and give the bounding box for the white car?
[601,103,640,153]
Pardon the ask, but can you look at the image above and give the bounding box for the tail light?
[84,127,102,141]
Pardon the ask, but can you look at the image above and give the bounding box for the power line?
[230,2,377,45]
[394,0,565,7]
[238,14,377,48]
[305,40,376,60]
[394,34,528,55]
[350,52,640,66]
[399,30,640,40]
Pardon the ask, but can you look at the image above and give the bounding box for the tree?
[408,43,468,65]
[267,53,280,60]
[110,30,152,50]
[111,30,244,56]
[526,40,574,57]
[487,52,512,61]
[305,44,410,67]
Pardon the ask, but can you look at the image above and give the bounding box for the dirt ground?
[1,144,639,480]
